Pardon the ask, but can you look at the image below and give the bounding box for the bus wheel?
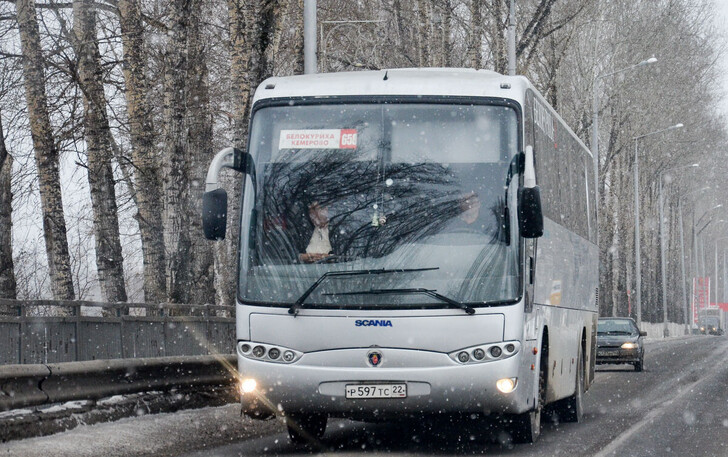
[286,413,327,445]
[511,363,544,443]
[554,346,584,423]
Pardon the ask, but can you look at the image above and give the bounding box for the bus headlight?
[241,378,257,394]
[496,378,517,393]
[449,341,520,364]
[621,342,638,349]
[238,341,302,364]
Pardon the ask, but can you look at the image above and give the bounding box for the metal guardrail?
[0,299,235,364]
[0,354,237,411]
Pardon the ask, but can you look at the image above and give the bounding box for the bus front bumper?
[237,348,535,420]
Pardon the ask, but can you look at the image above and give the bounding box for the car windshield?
[238,102,521,307]
[597,319,638,335]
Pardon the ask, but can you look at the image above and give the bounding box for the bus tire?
[286,413,327,445]
[554,345,584,423]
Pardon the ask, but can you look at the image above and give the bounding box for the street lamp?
[678,186,710,334]
[632,122,683,327]
[592,57,658,215]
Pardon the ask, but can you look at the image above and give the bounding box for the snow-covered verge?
[640,322,689,339]
[0,401,283,457]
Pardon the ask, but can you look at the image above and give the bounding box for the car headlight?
[621,342,638,349]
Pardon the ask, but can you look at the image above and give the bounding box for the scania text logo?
[355,319,393,327]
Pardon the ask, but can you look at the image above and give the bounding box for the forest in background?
[0,0,727,323]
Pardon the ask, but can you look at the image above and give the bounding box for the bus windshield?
[239,101,521,308]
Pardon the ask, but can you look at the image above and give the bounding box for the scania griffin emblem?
[367,351,382,367]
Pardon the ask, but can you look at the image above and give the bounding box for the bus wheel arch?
[510,327,548,443]
[549,329,585,423]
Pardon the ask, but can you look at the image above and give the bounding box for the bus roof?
[252,68,592,159]
[253,68,531,103]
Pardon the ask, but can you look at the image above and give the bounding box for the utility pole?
[507,0,516,76]
[304,0,317,74]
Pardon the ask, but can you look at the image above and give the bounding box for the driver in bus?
[299,201,333,263]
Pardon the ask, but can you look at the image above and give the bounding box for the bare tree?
[15,0,75,300]
[467,0,482,68]
[118,0,167,304]
[162,0,193,304]
[186,4,215,305]
[72,0,127,303]
[0,114,17,305]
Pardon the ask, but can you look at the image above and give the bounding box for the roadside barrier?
[0,354,236,411]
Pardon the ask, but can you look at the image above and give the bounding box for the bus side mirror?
[640,330,647,337]
[202,188,228,240]
[518,186,544,238]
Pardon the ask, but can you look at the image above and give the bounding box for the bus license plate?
[345,383,407,399]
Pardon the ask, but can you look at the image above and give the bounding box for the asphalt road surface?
[178,335,728,457]
[3,335,727,457]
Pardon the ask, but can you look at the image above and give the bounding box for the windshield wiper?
[323,288,475,315]
[288,267,439,316]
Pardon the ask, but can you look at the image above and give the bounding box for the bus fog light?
[458,351,470,363]
[241,378,257,394]
[282,350,295,362]
[496,378,517,393]
[252,345,266,358]
[490,346,502,358]
[472,348,485,360]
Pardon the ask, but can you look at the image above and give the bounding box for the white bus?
[202,68,598,444]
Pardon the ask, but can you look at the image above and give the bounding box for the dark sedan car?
[596,318,646,371]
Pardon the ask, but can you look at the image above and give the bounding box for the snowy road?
[2,335,726,457]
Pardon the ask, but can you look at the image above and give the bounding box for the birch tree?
[15,0,75,300]
[186,4,215,305]
[162,0,193,304]
[72,0,127,303]
[118,0,167,304]
[0,114,16,304]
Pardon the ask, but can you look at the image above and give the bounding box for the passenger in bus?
[299,201,333,263]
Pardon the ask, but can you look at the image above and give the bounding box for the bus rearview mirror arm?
[518,146,544,238]
[202,147,255,240]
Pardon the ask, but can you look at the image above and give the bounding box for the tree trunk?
[468,0,482,69]
[0,115,17,306]
[416,0,429,67]
[73,0,128,304]
[442,0,452,67]
[186,3,215,305]
[119,0,167,305]
[15,0,75,300]
[163,0,193,304]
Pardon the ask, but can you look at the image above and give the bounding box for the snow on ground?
[0,403,283,457]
